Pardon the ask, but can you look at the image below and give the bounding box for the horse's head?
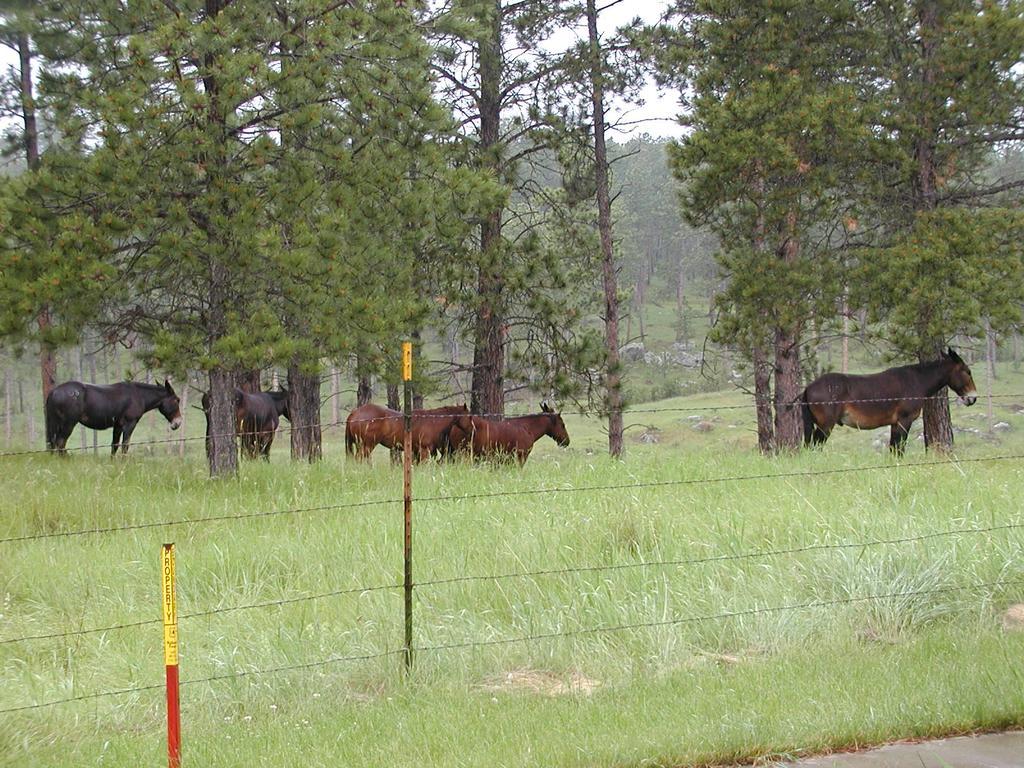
[541,401,570,447]
[945,348,977,406]
[453,413,474,434]
[271,388,291,421]
[160,379,183,430]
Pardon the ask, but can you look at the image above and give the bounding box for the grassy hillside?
[2,371,1024,767]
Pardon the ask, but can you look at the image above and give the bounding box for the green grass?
[2,375,1024,767]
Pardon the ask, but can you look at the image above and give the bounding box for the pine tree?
[856,0,1024,450]
[35,1,477,474]
[431,0,601,415]
[657,0,871,451]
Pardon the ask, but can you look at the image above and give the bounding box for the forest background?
[0,0,1021,475]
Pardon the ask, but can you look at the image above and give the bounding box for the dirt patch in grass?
[479,669,600,697]
[1002,603,1024,631]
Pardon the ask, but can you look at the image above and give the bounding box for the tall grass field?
[2,377,1024,767]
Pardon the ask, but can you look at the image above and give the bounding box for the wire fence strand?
[2,391,1021,459]
[5,521,1020,647]
[0,582,403,646]
[4,452,1024,546]
[3,578,1018,715]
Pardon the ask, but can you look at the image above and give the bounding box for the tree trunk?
[178,387,188,458]
[18,30,56,406]
[330,365,340,427]
[235,369,261,393]
[288,364,321,462]
[841,292,850,374]
[773,215,803,452]
[411,329,425,410]
[471,1,505,418]
[586,0,623,457]
[675,257,688,343]
[88,343,98,453]
[357,371,372,406]
[77,346,87,451]
[919,344,953,451]
[753,343,774,454]
[4,364,11,448]
[987,325,997,381]
[26,380,35,447]
[773,326,803,451]
[207,368,239,477]
[912,3,954,451]
[984,321,994,432]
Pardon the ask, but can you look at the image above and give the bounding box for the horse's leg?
[812,422,831,446]
[110,425,122,456]
[53,419,73,456]
[119,421,138,454]
[889,418,912,456]
[358,438,373,460]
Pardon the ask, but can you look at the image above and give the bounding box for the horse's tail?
[43,391,62,450]
[799,389,815,446]
[44,393,57,450]
[345,417,357,456]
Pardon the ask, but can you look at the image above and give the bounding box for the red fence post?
[161,543,181,768]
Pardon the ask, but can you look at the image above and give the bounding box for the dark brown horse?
[447,403,571,465]
[800,348,978,454]
[235,389,290,459]
[45,379,182,455]
[201,388,290,459]
[345,403,468,461]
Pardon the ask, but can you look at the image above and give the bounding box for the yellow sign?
[402,342,413,382]
[161,544,178,666]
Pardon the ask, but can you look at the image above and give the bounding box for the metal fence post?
[402,341,414,673]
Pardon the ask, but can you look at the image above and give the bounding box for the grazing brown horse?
[800,348,978,454]
[345,403,468,461]
[447,403,571,465]
[45,379,182,455]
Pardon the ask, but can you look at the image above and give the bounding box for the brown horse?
[800,348,978,454]
[345,403,468,461]
[448,403,571,465]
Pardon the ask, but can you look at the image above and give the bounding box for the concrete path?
[773,731,1024,767]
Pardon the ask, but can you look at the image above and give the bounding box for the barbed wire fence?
[1,448,1023,717]
[1,391,1021,459]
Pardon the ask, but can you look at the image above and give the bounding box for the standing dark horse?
[45,379,182,455]
[201,388,290,460]
[345,403,468,461]
[235,389,290,459]
[800,348,977,454]
[447,403,571,465]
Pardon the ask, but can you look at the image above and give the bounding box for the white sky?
[0,0,685,143]
[553,0,685,139]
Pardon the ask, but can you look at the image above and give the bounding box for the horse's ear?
[947,347,963,363]
[164,378,174,394]
[541,401,552,413]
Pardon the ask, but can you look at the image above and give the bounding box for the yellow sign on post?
[161,543,178,666]
[402,341,413,382]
